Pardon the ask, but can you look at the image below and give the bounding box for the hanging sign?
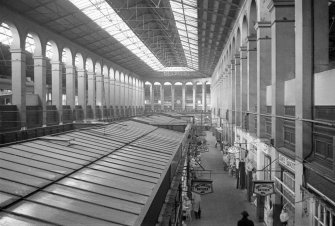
[253,180,275,196]
[191,179,213,194]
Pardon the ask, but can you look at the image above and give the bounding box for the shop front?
[274,153,296,226]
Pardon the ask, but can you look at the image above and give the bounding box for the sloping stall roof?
[0,120,184,225]
[133,114,187,125]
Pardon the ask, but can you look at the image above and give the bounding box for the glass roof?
[66,0,198,73]
[170,0,198,70]
[160,67,194,72]
[68,0,164,71]
[0,23,13,46]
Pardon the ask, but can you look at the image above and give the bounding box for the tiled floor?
[186,131,264,226]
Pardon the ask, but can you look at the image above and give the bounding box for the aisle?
[189,131,263,226]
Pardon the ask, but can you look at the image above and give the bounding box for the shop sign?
[253,180,275,196]
[191,179,213,194]
[279,154,295,173]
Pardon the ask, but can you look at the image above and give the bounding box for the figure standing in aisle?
[192,191,202,219]
[237,211,254,226]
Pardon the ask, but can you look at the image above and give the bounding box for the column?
[227,69,232,143]
[171,84,175,110]
[230,61,236,126]
[192,84,196,110]
[11,49,26,129]
[110,77,115,109]
[77,69,87,120]
[120,80,125,109]
[34,56,46,126]
[247,36,257,134]
[134,80,137,108]
[124,79,128,108]
[235,54,241,127]
[130,80,133,114]
[230,62,236,144]
[240,46,248,130]
[255,22,272,138]
[87,71,96,119]
[295,0,313,225]
[115,79,119,108]
[223,76,228,119]
[182,83,186,111]
[220,78,222,117]
[150,84,154,111]
[104,74,110,119]
[96,73,103,119]
[66,65,76,110]
[160,84,164,110]
[270,0,295,147]
[202,82,206,111]
[141,81,144,108]
[133,80,136,114]
[51,61,63,124]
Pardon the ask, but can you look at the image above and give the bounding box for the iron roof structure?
[1,0,242,78]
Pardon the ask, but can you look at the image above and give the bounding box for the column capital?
[50,61,62,65]
[247,35,257,42]
[76,69,85,73]
[32,55,47,60]
[267,0,294,12]
[65,65,76,70]
[9,48,25,54]
[239,46,248,52]
[240,46,248,59]
[254,21,271,30]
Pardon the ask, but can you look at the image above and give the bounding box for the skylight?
[68,0,164,71]
[160,67,194,72]
[170,0,198,70]
[67,0,198,72]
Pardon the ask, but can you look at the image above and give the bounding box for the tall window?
[313,1,335,71]
[313,200,335,226]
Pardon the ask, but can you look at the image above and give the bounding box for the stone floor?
[186,131,264,226]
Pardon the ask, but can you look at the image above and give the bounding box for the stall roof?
[0,120,184,225]
[132,114,187,125]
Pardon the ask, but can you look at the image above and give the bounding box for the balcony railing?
[265,106,272,138]
[312,106,335,170]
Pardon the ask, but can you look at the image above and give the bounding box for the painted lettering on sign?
[253,181,275,196]
[279,154,295,172]
[192,180,213,194]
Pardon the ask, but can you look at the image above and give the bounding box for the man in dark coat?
[237,211,254,226]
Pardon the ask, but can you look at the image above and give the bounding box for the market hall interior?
[0,0,335,226]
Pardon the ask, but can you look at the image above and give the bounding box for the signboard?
[279,154,295,173]
[191,179,213,194]
[253,180,275,196]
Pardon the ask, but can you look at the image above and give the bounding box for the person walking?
[192,191,202,219]
[237,211,254,226]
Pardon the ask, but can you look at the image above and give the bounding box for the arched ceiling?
[1,0,243,79]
